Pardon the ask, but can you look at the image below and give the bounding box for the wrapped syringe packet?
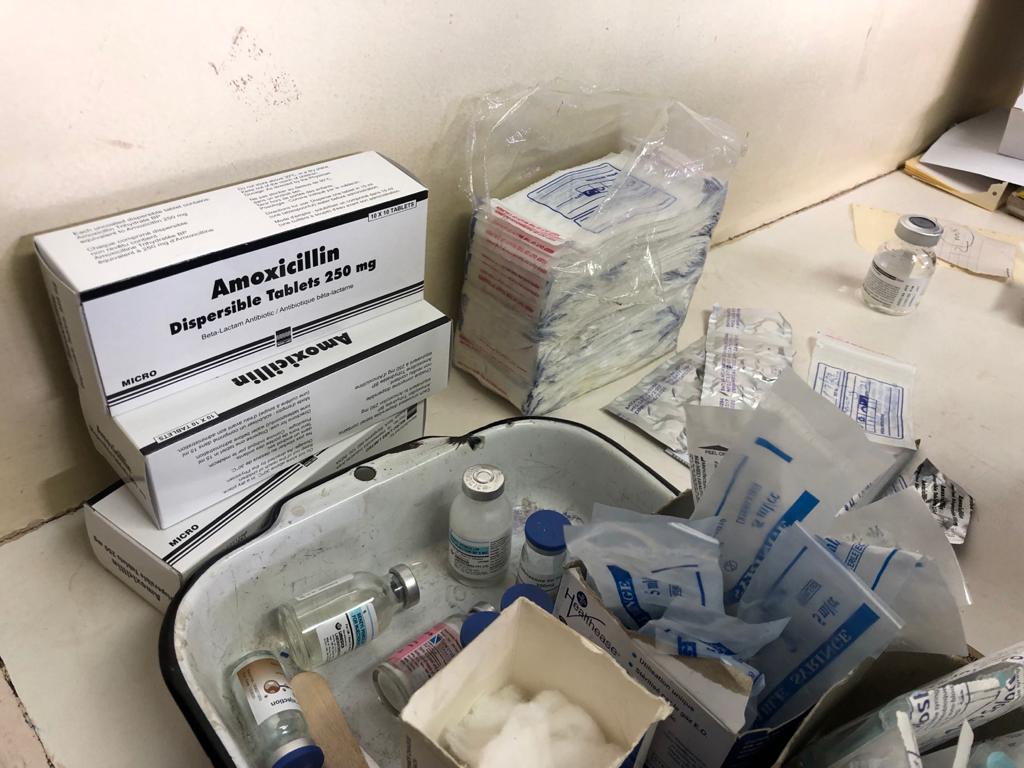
[453,82,741,415]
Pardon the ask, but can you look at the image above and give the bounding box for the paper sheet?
[851,204,1020,279]
[922,109,1024,186]
[903,155,1008,212]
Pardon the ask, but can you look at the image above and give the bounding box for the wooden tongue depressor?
[292,671,370,768]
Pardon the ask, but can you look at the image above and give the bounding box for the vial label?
[235,656,301,726]
[516,556,564,593]
[863,262,928,310]
[388,622,462,688]
[313,601,378,662]
[448,530,511,579]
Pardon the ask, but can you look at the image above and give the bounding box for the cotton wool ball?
[549,740,625,768]
[476,689,623,768]
[530,690,604,743]
[476,706,554,768]
[443,684,526,767]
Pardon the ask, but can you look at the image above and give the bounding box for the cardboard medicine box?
[402,598,672,768]
[84,403,426,611]
[36,151,427,416]
[88,300,450,528]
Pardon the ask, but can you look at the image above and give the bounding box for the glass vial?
[276,564,420,670]
[448,465,513,585]
[372,601,495,714]
[515,509,571,596]
[862,214,943,315]
[229,651,324,768]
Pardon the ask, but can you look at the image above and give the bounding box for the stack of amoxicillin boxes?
[35,152,450,609]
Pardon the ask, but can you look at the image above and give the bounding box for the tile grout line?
[1,656,58,768]
[0,505,80,548]
[714,165,900,247]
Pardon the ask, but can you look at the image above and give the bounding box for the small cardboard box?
[401,599,672,768]
[87,300,450,528]
[36,151,427,416]
[84,403,426,610]
[999,91,1024,161]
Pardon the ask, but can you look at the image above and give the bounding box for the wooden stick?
[292,671,371,768]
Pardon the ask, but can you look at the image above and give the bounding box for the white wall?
[2,0,1022,535]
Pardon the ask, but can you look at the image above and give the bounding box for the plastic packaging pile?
[566,369,1002,754]
[606,305,793,463]
[453,83,741,415]
[607,313,977,545]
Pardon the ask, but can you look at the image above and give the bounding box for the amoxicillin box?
[85,403,426,610]
[87,300,450,528]
[36,151,427,415]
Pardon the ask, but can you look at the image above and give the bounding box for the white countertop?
[2,171,1023,767]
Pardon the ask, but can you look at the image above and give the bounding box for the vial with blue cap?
[459,611,500,647]
[515,509,571,596]
[500,583,555,613]
[229,651,324,768]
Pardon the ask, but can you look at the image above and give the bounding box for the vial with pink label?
[372,601,495,714]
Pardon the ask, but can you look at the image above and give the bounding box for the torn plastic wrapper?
[700,305,795,410]
[818,535,966,657]
[814,485,970,601]
[738,523,904,730]
[564,511,724,628]
[603,336,706,463]
[691,368,891,607]
[639,600,788,662]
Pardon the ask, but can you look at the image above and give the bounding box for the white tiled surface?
[1,171,1023,766]
[0,512,210,767]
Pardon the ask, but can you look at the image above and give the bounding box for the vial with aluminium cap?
[861,214,943,315]
[275,564,420,670]
[228,651,324,768]
[448,464,513,585]
[372,601,495,714]
[515,509,571,596]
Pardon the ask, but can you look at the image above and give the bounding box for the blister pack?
[604,337,706,463]
[700,305,794,410]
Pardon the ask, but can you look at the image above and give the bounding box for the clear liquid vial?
[448,465,513,586]
[515,509,571,596]
[229,651,324,768]
[276,564,420,670]
[862,214,942,315]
